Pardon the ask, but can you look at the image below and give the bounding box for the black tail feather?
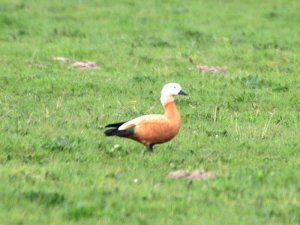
[104,128,118,136]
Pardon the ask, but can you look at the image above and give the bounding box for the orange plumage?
[104,83,188,152]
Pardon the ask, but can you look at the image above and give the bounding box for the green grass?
[0,0,300,224]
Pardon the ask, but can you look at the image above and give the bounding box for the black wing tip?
[104,126,134,138]
[105,121,127,128]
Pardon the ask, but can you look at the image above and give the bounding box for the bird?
[104,83,188,152]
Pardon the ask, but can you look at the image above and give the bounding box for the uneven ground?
[0,0,299,224]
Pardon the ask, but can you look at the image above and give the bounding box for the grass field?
[0,0,300,224]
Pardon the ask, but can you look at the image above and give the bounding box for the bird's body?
[104,83,187,152]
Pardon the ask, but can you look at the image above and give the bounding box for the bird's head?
[160,83,188,105]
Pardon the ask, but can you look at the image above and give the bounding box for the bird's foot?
[146,144,154,153]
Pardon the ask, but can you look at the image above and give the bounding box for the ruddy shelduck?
[104,83,188,152]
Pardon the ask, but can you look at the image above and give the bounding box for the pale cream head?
[160,83,187,105]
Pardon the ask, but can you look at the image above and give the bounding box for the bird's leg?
[146,144,154,153]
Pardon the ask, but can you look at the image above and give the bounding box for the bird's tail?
[104,128,118,136]
[104,121,134,137]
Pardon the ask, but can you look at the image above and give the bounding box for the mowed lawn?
[0,0,299,224]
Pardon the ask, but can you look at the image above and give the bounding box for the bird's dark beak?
[178,90,188,96]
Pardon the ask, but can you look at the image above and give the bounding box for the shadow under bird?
[104,83,188,152]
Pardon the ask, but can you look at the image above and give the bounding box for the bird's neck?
[163,100,180,121]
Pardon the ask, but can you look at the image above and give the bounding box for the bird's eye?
[173,86,176,89]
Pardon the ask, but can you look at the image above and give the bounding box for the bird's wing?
[118,114,166,131]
